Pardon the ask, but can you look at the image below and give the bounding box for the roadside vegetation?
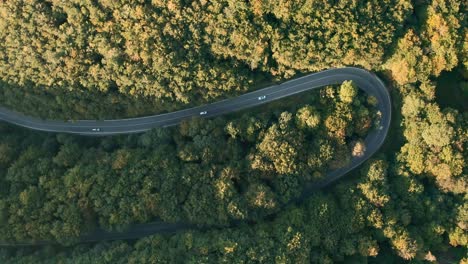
[0,0,466,262]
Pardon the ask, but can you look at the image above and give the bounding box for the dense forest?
[0,0,467,263]
[0,82,377,243]
[0,0,411,119]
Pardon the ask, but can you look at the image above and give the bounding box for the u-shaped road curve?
[0,67,391,245]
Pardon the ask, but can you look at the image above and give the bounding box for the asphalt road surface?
[0,67,391,246]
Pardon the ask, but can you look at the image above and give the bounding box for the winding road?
[0,67,391,246]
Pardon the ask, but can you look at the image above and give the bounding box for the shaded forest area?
[0,0,467,262]
[435,67,468,111]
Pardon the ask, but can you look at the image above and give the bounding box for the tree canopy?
[0,0,466,262]
[0,83,377,242]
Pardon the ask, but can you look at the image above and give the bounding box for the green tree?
[385,30,432,84]
[295,105,321,130]
[339,81,358,104]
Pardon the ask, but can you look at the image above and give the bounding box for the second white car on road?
[258,95,266,100]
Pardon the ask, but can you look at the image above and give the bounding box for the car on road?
[258,95,267,100]
[92,128,101,132]
[200,111,207,115]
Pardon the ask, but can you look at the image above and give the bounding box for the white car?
[200,111,207,115]
[258,95,267,100]
[92,128,101,132]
